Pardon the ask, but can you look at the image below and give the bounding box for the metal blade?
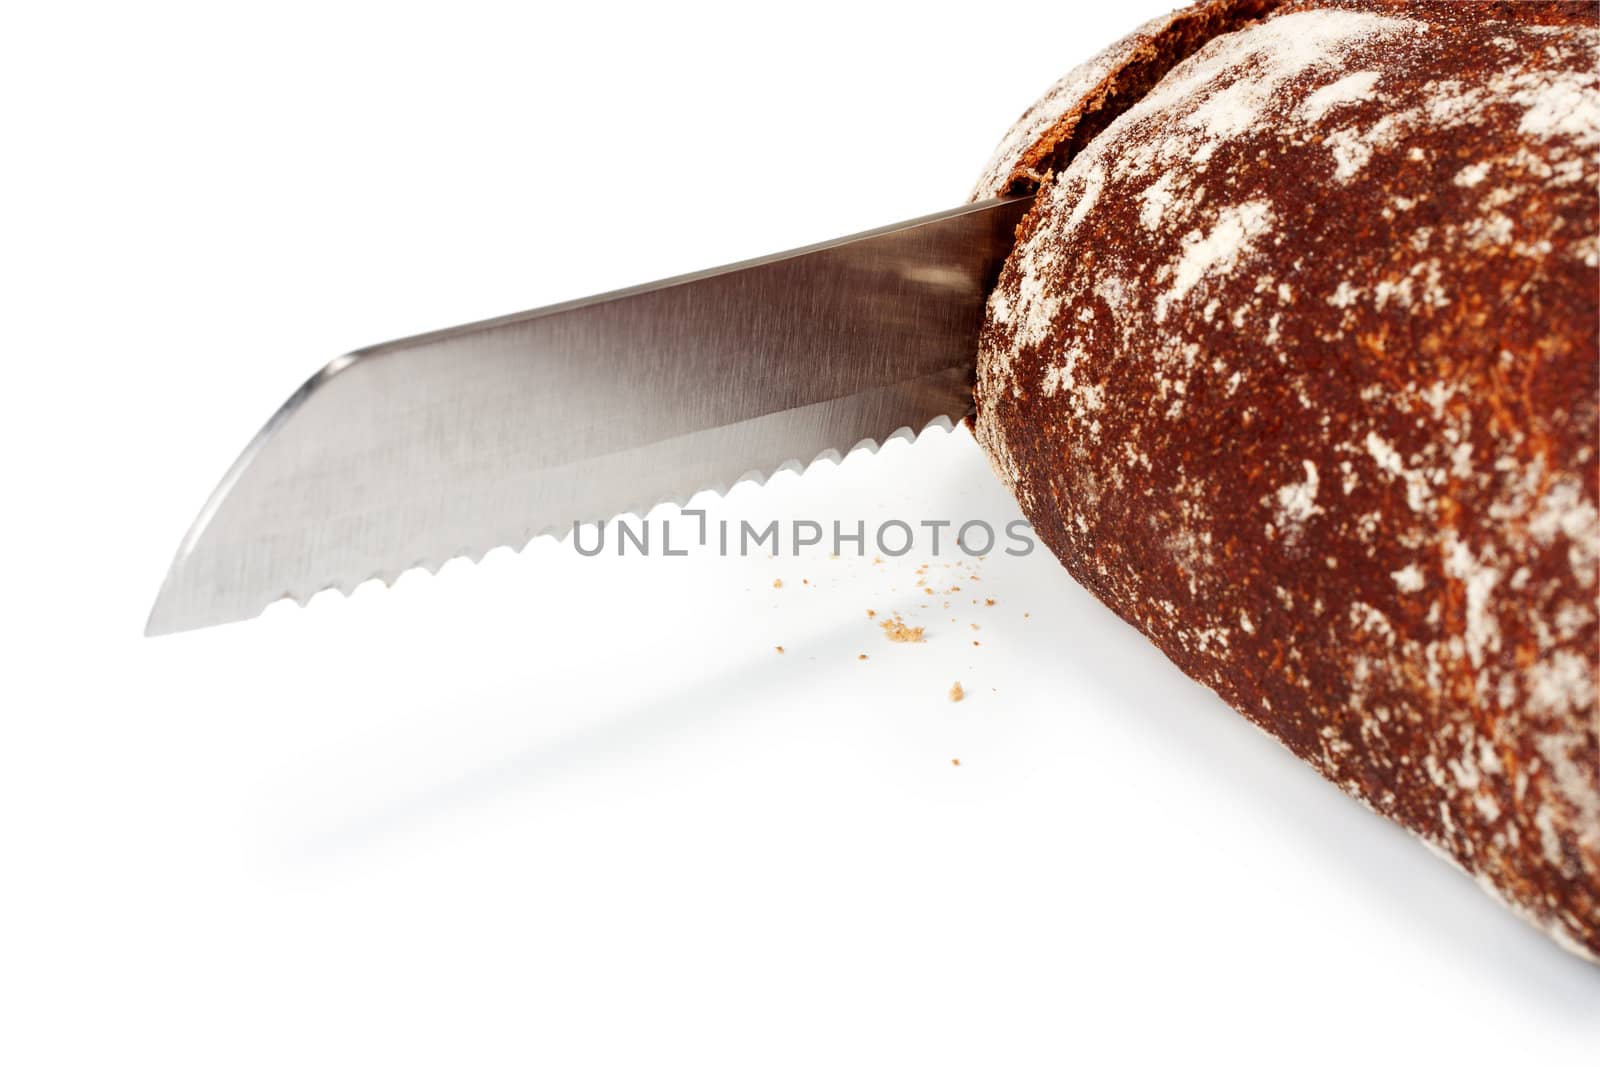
[146,195,1032,635]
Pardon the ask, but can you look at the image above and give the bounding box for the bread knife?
[146,195,1032,635]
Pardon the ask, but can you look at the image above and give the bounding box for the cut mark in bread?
[989,0,1287,198]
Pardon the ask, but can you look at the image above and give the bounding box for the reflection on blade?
[146,195,1032,634]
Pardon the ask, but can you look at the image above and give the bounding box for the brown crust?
[976,0,1600,958]
[973,0,1282,199]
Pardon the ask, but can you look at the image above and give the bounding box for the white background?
[3,1,1596,1062]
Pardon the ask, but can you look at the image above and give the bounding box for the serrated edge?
[271,413,965,612]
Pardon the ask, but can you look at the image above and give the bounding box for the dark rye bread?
[974,0,1600,959]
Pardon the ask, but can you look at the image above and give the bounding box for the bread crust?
[973,0,1279,198]
[976,0,1600,958]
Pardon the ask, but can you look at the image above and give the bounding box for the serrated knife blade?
[146,195,1032,635]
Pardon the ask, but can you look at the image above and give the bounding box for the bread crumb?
[951,758,961,767]
[985,598,996,607]
[775,645,784,654]
[801,578,809,585]
[949,681,965,702]
[880,615,926,643]
[865,609,876,618]
[773,579,783,589]
[970,623,980,631]
[972,640,980,646]
[873,556,884,565]
[858,654,868,661]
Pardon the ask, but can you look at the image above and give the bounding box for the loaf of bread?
[974,0,1599,958]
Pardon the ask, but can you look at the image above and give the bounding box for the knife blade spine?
[346,197,1027,361]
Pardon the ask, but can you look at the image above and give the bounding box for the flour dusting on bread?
[972,0,1600,959]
